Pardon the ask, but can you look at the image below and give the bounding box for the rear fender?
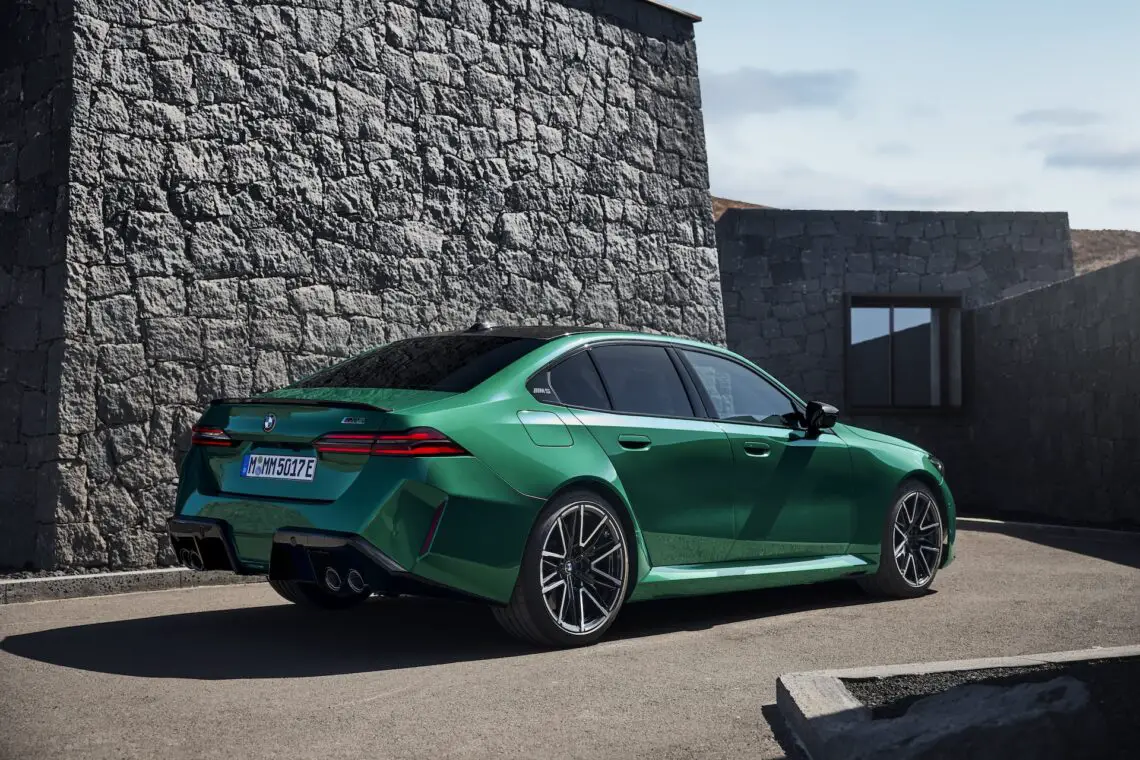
[546,476,653,598]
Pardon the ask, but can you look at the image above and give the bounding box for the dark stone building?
[0,0,725,570]
[718,209,1138,527]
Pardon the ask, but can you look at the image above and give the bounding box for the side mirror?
[804,401,839,435]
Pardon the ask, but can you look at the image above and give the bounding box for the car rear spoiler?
[209,397,391,412]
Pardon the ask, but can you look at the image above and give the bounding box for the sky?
[681,0,1140,230]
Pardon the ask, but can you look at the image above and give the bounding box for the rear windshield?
[292,335,544,392]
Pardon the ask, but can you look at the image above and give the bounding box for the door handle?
[743,441,771,457]
[617,434,652,451]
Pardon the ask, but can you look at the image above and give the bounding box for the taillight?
[191,425,235,447]
[314,428,468,457]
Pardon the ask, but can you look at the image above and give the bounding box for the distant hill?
[1071,229,1140,274]
[711,196,772,220]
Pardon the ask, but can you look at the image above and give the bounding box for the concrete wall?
[10,0,724,570]
[717,209,1075,406]
[0,0,74,568]
[960,256,1140,525]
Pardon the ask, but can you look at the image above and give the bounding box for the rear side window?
[590,345,694,418]
[682,350,797,427]
[294,335,543,392]
[533,351,611,409]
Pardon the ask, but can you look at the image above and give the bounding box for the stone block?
[144,317,201,361]
[137,277,187,316]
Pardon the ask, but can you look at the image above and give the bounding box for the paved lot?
[1,527,1138,760]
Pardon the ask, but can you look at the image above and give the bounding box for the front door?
[569,344,736,566]
[678,349,855,561]
[716,423,853,560]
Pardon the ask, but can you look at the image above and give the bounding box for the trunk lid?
[192,389,455,502]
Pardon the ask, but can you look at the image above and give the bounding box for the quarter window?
[589,345,694,418]
[534,351,611,409]
[682,350,797,427]
[847,296,963,410]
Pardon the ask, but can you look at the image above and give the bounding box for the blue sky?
[682,0,1140,230]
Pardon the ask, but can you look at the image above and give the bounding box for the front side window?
[294,335,543,392]
[682,350,797,427]
[589,344,694,418]
[847,297,963,410]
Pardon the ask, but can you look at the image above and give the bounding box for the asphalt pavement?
[1,527,1137,760]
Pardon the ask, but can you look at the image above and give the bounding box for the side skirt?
[627,554,871,603]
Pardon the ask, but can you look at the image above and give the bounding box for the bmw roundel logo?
[262,413,276,433]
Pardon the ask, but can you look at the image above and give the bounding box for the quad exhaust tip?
[179,548,204,571]
[346,569,366,594]
[324,566,343,592]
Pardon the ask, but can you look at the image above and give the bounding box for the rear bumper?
[167,516,254,575]
[167,516,487,601]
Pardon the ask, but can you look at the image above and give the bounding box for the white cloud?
[700,68,857,120]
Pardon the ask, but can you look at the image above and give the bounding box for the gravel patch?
[843,657,1140,758]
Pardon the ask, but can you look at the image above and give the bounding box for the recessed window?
[846,296,963,410]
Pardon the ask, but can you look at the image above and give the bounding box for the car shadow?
[0,580,886,680]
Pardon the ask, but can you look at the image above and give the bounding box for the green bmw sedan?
[168,324,955,648]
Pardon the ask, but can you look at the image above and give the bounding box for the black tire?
[858,479,945,598]
[268,578,371,610]
[493,489,632,648]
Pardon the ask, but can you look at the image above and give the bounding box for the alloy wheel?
[893,491,943,588]
[539,502,627,635]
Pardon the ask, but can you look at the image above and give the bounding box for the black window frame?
[526,339,812,431]
[843,293,968,415]
[527,340,706,421]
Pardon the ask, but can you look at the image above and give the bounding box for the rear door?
[564,343,737,567]
[678,349,855,561]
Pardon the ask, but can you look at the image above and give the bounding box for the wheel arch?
[902,470,947,519]
[546,476,651,598]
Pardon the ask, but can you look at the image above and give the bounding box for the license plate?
[241,454,317,481]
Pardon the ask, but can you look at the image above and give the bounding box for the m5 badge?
[341,416,366,425]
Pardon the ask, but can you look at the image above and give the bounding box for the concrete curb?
[776,645,1140,760]
[0,568,264,605]
[957,516,1140,543]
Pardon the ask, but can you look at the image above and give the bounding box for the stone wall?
[960,256,1140,525]
[717,209,1075,407]
[0,0,74,568]
[9,0,724,570]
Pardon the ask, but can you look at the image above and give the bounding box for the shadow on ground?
[960,523,1140,570]
[761,703,805,760]
[1,581,882,680]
